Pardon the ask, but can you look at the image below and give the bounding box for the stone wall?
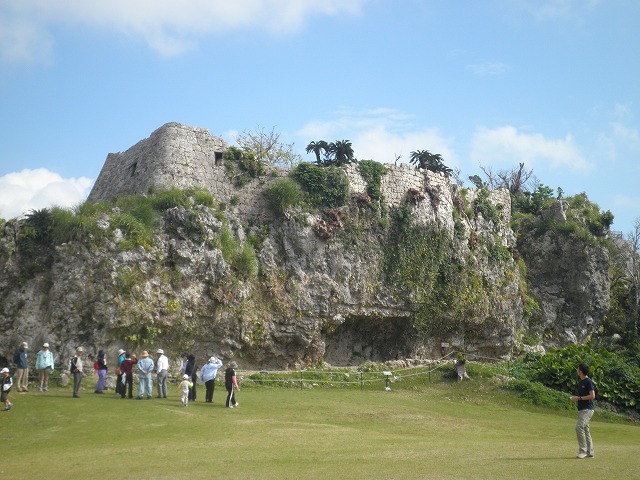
[88,123,229,202]
[88,122,511,233]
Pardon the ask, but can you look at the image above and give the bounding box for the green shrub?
[234,243,259,279]
[472,188,500,224]
[264,178,303,215]
[224,146,266,185]
[503,379,574,410]
[111,213,152,250]
[292,163,349,209]
[530,345,640,411]
[357,160,388,203]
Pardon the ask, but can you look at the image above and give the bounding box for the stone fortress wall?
[88,122,511,230]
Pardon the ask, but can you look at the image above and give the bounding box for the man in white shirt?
[155,349,169,398]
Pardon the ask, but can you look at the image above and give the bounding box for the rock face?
[0,123,610,369]
[518,228,610,345]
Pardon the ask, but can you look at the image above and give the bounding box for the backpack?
[69,356,77,373]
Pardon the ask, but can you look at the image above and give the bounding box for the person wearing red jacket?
[119,352,138,399]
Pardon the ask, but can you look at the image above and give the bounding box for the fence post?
[299,370,303,389]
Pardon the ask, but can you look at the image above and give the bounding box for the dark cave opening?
[322,316,418,366]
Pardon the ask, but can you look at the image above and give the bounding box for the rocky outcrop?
[0,123,611,369]
[518,228,610,345]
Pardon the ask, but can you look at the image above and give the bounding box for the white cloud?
[467,62,510,76]
[0,16,53,64]
[298,108,457,167]
[470,125,592,172]
[0,0,367,60]
[514,0,601,21]
[0,169,93,220]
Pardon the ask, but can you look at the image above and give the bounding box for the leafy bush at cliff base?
[502,379,574,410]
[524,344,640,411]
[291,162,349,209]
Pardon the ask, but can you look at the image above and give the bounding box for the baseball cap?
[1,368,9,374]
[183,374,189,379]
[43,343,49,348]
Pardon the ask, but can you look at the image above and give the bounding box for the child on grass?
[1,367,13,411]
[177,374,193,407]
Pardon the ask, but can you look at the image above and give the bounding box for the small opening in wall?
[214,152,223,165]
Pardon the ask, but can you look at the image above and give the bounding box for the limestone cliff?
[0,123,610,368]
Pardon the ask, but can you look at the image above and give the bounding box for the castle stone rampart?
[88,123,510,232]
[89,122,229,202]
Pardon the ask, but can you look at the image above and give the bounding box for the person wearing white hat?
[12,342,29,392]
[177,374,193,407]
[36,343,55,391]
[200,356,223,403]
[155,349,169,399]
[115,349,127,396]
[71,347,84,398]
[1,367,13,411]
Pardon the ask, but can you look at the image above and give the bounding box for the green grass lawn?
[1,377,638,480]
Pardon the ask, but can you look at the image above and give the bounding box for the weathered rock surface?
[0,123,611,369]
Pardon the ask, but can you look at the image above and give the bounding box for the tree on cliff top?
[235,126,302,168]
[306,140,329,166]
[409,150,452,175]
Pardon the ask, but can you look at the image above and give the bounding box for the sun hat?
[20,342,28,348]
[1,368,9,374]
[156,349,164,354]
[76,346,84,352]
[141,351,149,357]
[118,349,125,355]
[183,374,189,379]
[43,342,49,348]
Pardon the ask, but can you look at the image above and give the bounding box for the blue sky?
[0,0,638,235]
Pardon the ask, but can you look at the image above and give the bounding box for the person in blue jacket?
[200,356,223,403]
[12,342,29,392]
[136,351,154,400]
[36,343,55,392]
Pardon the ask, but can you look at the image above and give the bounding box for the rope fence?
[236,351,506,389]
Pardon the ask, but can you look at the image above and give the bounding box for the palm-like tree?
[306,141,329,165]
[409,150,452,175]
[326,140,355,167]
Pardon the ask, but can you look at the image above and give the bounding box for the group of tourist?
[2,342,241,410]
[1,341,597,458]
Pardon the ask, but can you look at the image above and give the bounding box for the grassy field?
[1,376,638,480]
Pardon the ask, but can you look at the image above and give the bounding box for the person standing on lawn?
[185,354,198,402]
[155,349,169,399]
[12,342,29,392]
[224,361,240,409]
[570,363,596,459]
[71,346,84,398]
[1,368,13,411]
[94,350,107,394]
[115,349,126,396]
[136,351,154,400]
[119,352,137,399]
[200,355,223,403]
[36,343,54,392]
